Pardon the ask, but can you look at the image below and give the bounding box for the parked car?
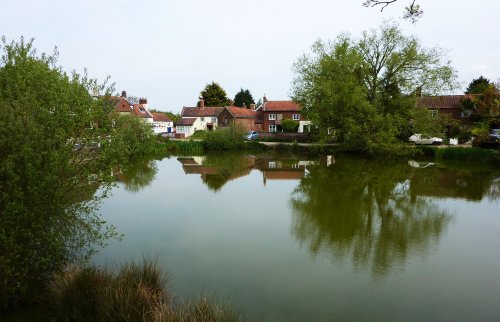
[244,131,258,140]
[409,134,443,145]
[489,129,500,141]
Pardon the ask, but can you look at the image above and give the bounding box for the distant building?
[151,112,174,134]
[417,95,476,125]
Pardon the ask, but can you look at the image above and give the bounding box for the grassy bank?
[417,146,500,164]
[47,259,243,322]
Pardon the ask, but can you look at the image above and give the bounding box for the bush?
[282,119,299,133]
[435,147,499,163]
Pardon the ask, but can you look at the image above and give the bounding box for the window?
[269,125,277,132]
[200,117,205,122]
[268,161,276,168]
[293,114,300,120]
[269,114,276,120]
[212,117,217,123]
[429,110,438,118]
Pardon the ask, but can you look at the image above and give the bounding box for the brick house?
[417,95,476,125]
[261,97,310,133]
[217,105,263,131]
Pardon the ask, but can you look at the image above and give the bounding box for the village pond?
[93,152,500,321]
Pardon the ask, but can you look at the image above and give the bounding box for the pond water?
[92,152,500,321]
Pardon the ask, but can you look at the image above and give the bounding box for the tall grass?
[48,259,244,321]
[434,147,500,163]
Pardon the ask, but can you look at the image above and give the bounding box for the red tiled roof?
[132,104,153,118]
[263,100,301,112]
[113,97,133,113]
[151,112,172,123]
[417,95,475,110]
[181,106,223,117]
[176,118,196,126]
[225,106,259,118]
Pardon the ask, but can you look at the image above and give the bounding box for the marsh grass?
[48,259,243,321]
[433,147,499,163]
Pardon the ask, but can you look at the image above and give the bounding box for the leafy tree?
[474,84,500,127]
[363,0,423,23]
[465,76,492,94]
[0,37,154,309]
[198,81,230,107]
[233,88,255,108]
[291,23,457,154]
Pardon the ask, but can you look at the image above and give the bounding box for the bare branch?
[363,0,423,23]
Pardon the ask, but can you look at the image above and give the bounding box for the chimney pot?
[250,103,256,110]
[199,97,205,109]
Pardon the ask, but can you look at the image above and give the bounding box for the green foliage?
[474,84,500,127]
[0,37,153,310]
[165,140,204,153]
[48,259,242,321]
[233,88,255,108]
[465,76,492,94]
[203,125,246,151]
[291,22,457,155]
[198,81,230,107]
[435,147,500,163]
[282,119,299,133]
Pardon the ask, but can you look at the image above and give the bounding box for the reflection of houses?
[177,155,317,189]
[417,95,476,124]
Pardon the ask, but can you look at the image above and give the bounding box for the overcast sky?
[2,0,499,112]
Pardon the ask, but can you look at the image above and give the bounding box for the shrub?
[282,119,299,133]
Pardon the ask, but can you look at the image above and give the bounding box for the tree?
[198,81,230,107]
[0,37,155,309]
[465,76,492,94]
[363,0,423,23]
[474,84,500,127]
[291,23,457,153]
[233,88,255,108]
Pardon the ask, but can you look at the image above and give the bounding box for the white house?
[151,112,174,134]
[176,99,223,138]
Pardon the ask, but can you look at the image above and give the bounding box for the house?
[132,98,153,124]
[417,95,476,124]
[151,112,174,134]
[261,97,310,133]
[176,99,223,138]
[217,105,263,131]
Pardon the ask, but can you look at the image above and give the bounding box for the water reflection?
[114,158,158,192]
[291,157,500,277]
[177,153,316,190]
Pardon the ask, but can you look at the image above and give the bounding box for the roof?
[224,106,259,118]
[151,112,173,123]
[263,170,304,180]
[417,95,475,110]
[132,104,153,118]
[263,100,301,112]
[176,117,196,126]
[111,97,133,113]
[181,106,223,117]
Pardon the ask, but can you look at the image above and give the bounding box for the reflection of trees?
[291,157,452,277]
[189,153,255,192]
[115,158,158,192]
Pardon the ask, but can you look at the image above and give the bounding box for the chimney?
[263,94,268,111]
[199,96,205,109]
[243,102,247,109]
[139,97,148,109]
[250,103,256,110]
[415,86,422,97]
[121,90,127,98]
